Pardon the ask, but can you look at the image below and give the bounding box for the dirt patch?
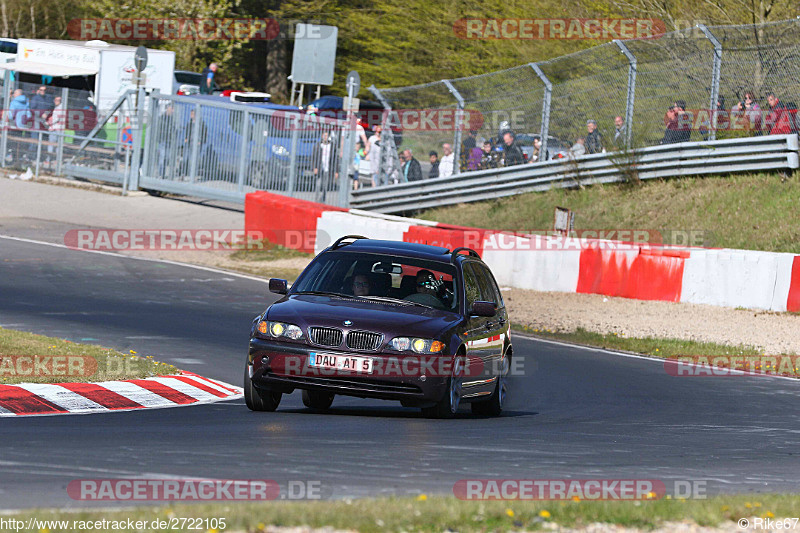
[504,289,800,355]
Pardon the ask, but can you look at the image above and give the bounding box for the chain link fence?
[371,18,800,186]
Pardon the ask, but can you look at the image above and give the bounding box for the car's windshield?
[292,251,459,312]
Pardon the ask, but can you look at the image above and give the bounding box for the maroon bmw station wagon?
[245,236,511,418]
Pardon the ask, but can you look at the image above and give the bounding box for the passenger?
[352,274,371,297]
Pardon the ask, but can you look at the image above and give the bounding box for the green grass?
[418,171,800,253]
[5,494,799,532]
[229,241,310,262]
[513,325,768,358]
[0,327,177,384]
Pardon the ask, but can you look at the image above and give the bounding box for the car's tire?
[471,353,509,417]
[244,365,282,412]
[421,354,465,419]
[302,389,335,411]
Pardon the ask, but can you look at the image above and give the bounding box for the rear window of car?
[175,72,203,85]
[292,251,459,312]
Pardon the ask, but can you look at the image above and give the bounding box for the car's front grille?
[308,327,343,347]
[346,330,383,351]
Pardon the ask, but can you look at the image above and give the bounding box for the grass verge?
[0,327,177,385]
[512,325,766,359]
[5,494,799,532]
[418,171,800,253]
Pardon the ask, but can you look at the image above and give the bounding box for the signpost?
[127,46,148,195]
[338,70,360,207]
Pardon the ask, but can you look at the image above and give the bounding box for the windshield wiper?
[294,290,348,298]
[358,295,433,309]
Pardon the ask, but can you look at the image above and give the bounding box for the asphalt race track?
[2,236,800,509]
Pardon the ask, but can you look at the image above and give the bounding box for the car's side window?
[475,263,504,308]
[463,263,482,311]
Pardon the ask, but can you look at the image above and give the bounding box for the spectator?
[661,101,691,144]
[199,63,218,95]
[480,140,499,169]
[439,143,455,177]
[428,150,439,179]
[30,86,53,134]
[500,131,524,166]
[764,92,792,135]
[156,104,177,177]
[570,137,586,156]
[730,90,761,133]
[460,130,477,171]
[401,149,423,182]
[367,125,382,186]
[9,89,31,130]
[351,140,366,190]
[182,108,209,177]
[585,119,604,154]
[530,136,549,163]
[312,131,339,201]
[44,95,65,158]
[467,144,483,170]
[613,115,626,147]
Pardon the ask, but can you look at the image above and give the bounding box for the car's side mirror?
[470,301,496,317]
[269,278,288,295]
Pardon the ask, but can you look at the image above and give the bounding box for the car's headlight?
[390,337,445,354]
[258,321,304,340]
[271,144,289,156]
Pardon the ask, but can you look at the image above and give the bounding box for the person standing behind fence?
[661,101,690,144]
[10,89,31,130]
[30,86,53,136]
[200,63,218,95]
[367,125,382,186]
[731,91,761,134]
[460,130,477,171]
[480,140,499,169]
[501,131,524,166]
[764,92,792,135]
[585,119,604,154]
[401,149,423,182]
[312,131,339,201]
[439,143,455,177]
[428,151,439,179]
[613,116,626,147]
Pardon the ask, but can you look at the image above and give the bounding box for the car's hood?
[266,294,461,339]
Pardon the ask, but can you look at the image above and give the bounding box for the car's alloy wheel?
[471,354,509,417]
[302,389,335,411]
[422,354,465,419]
[244,364,282,412]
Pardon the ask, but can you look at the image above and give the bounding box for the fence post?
[368,85,392,185]
[442,79,464,174]
[55,87,68,176]
[338,117,355,208]
[698,24,722,141]
[127,87,148,193]
[237,110,250,193]
[286,113,301,195]
[529,63,552,160]
[613,40,637,150]
[0,69,11,168]
[188,102,201,183]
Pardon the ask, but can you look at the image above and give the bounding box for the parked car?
[0,38,18,64]
[306,95,403,146]
[173,70,222,96]
[515,133,570,161]
[245,236,512,418]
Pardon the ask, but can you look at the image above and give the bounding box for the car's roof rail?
[449,247,481,263]
[331,235,369,250]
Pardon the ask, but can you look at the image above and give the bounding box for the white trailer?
[1,39,175,113]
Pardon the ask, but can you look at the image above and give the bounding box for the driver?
[352,274,371,296]
[404,270,447,308]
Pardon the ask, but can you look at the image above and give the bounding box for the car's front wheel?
[421,354,464,419]
[244,365,282,412]
[302,389,335,411]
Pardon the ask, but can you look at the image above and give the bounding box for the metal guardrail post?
[188,103,201,184]
[698,24,722,141]
[127,87,148,192]
[237,110,250,193]
[442,79,464,175]
[286,113,301,195]
[35,132,42,178]
[1,69,11,168]
[613,41,637,150]
[529,63,552,160]
[55,87,68,176]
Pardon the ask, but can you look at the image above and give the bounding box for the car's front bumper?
[248,337,449,404]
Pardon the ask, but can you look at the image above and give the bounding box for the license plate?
[309,352,374,374]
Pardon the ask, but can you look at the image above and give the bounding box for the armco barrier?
[245,191,800,312]
[350,134,800,214]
